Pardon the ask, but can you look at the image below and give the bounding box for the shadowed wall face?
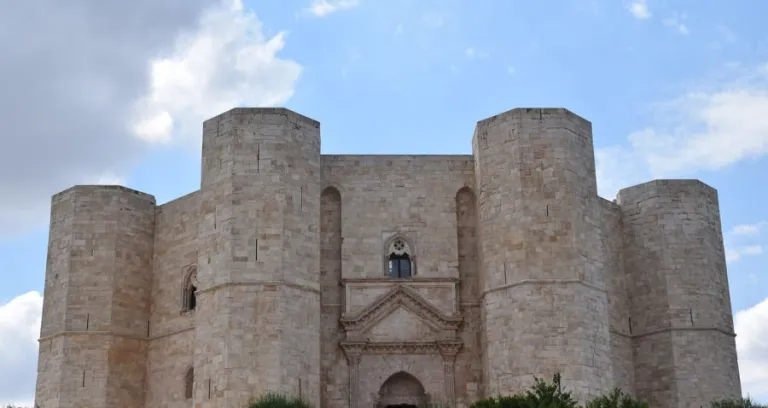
[321,186,347,408]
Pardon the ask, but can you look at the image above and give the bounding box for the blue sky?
[1,0,767,405]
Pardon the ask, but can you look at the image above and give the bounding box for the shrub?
[710,397,768,408]
[469,373,579,408]
[524,373,580,408]
[247,392,313,408]
[585,388,648,408]
[469,395,528,408]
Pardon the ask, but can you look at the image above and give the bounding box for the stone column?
[342,342,365,408]
[439,342,463,408]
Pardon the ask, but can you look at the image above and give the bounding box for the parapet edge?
[203,107,320,129]
[156,189,200,210]
[615,179,717,205]
[52,185,157,204]
[475,107,591,128]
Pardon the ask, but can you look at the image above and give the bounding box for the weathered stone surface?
[473,108,613,401]
[36,186,155,408]
[618,180,741,408]
[34,107,740,408]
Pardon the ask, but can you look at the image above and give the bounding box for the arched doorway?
[377,372,426,408]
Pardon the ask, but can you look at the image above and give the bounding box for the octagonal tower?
[473,108,612,402]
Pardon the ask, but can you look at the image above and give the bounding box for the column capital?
[438,341,463,360]
[341,341,366,365]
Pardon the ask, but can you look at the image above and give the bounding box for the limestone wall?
[321,154,474,281]
[144,191,200,407]
[597,198,635,394]
[357,355,445,408]
[194,108,322,407]
[35,186,156,408]
[321,154,477,407]
[473,108,613,402]
[618,180,742,408]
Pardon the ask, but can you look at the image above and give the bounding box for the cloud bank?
[0,0,302,237]
[596,62,768,199]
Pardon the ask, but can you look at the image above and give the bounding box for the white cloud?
[627,0,651,20]
[742,245,764,255]
[724,221,765,263]
[595,62,768,198]
[305,0,359,17]
[0,0,302,237]
[0,0,217,236]
[133,0,302,146]
[731,222,768,236]
[0,291,43,406]
[735,298,768,400]
[725,245,764,263]
[726,248,741,263]
[663,13,689,35]
[465,48,476,59]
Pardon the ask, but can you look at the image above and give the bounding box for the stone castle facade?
[35,107,742,408]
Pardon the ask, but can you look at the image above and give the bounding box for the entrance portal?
[377,372,426,408]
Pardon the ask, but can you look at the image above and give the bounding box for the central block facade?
[35,107,742,408]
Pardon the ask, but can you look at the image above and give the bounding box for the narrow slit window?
[183,266,198,312]
[185,367,194,399]
[188,284,197,310]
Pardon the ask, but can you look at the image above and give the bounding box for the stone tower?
[472,108,613,401]
[193,108,322,407]
[618,180,742,407]
[36,186,156,408]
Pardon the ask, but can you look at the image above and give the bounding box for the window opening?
[185,367,194,399]
[388,253,412,278]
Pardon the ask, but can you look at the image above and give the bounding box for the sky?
[0,0,767,405]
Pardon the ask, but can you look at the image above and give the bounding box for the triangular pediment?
[340,284,461,334]
[366,306,439,342]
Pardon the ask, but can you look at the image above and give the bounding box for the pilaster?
[342,342,365,408]
[439,341,463,407]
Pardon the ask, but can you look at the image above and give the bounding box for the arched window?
[388,253,412,278]
[182,266,197,313]
[184,367,194,399]
[386,237,413,278]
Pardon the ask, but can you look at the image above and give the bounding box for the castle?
[34,107,742,408]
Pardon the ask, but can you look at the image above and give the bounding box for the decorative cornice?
[342,277,459,285]
[340,284,462,333]
[340,340,464,355]
[196,280,320,295]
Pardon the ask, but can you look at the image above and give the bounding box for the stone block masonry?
[35,107,741,408]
